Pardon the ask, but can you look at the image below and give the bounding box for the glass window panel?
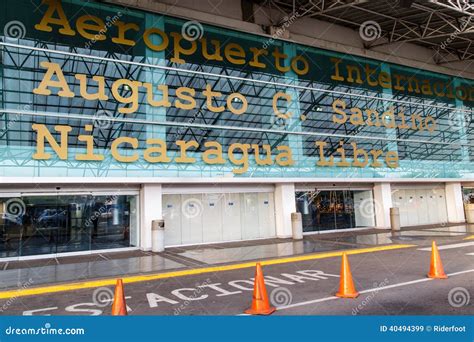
[296,190,375,232]
[0,194,138,258]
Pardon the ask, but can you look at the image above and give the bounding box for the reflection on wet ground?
[0,224,472,290]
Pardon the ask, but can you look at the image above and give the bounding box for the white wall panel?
[162,191,276,246]
[427,191,440,224]
[202,193,223,242]
[392,188,448,227]
[181,194,203,245]
[416,190,430,225]
[222,193,242,241]
[258,192,276,238]
[405,190,419,226]
[241,193,260,240]
[434,189,448,224]
[162,194,182,246]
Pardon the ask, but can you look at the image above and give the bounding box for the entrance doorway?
[295,189,375,232]
[0,193,139,259]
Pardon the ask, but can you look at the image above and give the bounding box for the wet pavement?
[0,237,472,316]
[0,224,472,293]
[176,240,346,265]
[0,254,184,290]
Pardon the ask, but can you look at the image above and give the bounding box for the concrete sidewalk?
[0,224,471,291]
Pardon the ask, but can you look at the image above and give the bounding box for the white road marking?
[417,241,474,251]
[466,253,474,256]
[270,269,474,312]
[101,296,132,303]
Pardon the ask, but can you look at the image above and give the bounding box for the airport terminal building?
[0,0,473,260]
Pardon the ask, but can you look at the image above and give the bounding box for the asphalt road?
[0,239,472,316]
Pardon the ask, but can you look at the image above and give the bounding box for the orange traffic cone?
[335,252,359,298]
[244,263,276,315]
[111,279,128,316]
[427,241,448,279]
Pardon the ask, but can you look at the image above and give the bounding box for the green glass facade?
[0,0,472,179]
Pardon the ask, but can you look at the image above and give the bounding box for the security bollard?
[390,207,400,231]
[291,212,303,240]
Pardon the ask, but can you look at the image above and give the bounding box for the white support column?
[140,184,163,251]
[274,183,296,238]
[445,182,465,223]
[373,183,393,229]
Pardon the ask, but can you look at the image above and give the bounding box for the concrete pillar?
[140,184,163,251]
[373,183,393,229]
[445,182,465,223]
[274,183,296,238]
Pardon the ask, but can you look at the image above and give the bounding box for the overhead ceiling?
[258,0,474,65]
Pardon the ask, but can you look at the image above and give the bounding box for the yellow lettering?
[170,32,197,64]
[32,62,74,97]
[35,0,75,36]
[273,92,293,119]
[144,139,171,163]
[111,79,142,114]
[76,15,105,40]
[175,140,198,163]
[111,137,139,162]
[32,124,72,160]
[143,27,169,51]
[202,141,225,164]
[228,143,250,174]
[112,21,140,46]
[175,87,196,110]
[224,43,245,65]
[76,125,104,161]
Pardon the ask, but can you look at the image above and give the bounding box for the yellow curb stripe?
[0,244,414,299]
[463,235,474,240]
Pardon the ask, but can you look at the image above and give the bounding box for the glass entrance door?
[0,193,138,258]
[23,195,66,256]
[295,189,375,232]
